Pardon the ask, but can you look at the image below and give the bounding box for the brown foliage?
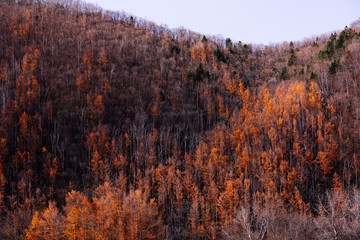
[0,1,360,239]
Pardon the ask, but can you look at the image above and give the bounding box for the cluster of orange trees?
[0,0,360,239]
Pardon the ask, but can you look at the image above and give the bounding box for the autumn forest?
[1,0,360,239]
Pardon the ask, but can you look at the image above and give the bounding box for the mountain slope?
[0,0,360,239]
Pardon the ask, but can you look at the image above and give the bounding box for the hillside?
[1,0,360,239]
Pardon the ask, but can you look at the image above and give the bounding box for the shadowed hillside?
[0,0,360,239]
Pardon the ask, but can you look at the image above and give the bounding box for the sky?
[83,0,360,45]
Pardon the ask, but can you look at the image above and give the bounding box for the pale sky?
[83,0,359,45]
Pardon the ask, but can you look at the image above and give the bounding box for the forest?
[0,0,360,239]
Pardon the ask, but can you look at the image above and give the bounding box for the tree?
[93,182,119,239]
[62,191,95,240]
[335,29,348,49]
[188,191,203,238]
[280,66,287,80]
[287,48,296,66]
[119,189,165,239]
[231,203,268,240]
[215,48,226,63]
[314,190,360,239]
[0,138,7,212]
[16,47,40,113]
[25,202,62,240]
[329,59,339,74]
[318,34,336,59]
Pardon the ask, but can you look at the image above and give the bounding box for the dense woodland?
[0,0,360,239]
